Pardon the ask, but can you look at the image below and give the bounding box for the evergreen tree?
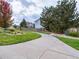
[41,0,79,33]
[20,19,27,28]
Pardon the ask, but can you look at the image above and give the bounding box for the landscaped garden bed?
[0,32,41,46]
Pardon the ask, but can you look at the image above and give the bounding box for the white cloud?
[10,0,25,14]
[8,0,79,25]
[9,0,46,24]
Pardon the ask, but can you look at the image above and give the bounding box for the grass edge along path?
[57,36,79,50]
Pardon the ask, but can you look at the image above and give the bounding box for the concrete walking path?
[0,33,79,59]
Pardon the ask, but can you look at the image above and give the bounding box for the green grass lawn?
[57,36,79,50]
[0,32,41,46]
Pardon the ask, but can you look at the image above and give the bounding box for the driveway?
[0,33,79,59]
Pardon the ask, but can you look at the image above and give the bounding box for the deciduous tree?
[0,0,12,28]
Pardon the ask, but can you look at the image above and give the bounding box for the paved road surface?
[0,34,79,59]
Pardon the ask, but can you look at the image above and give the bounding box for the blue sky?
[7,0,79,25]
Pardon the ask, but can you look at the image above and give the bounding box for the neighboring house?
[34,19,43,29]
[27,22,34,28]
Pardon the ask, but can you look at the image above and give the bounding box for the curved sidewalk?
[0,33,79,59]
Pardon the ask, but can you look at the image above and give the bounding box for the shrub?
[68,32,79,37]
[0,27,4,33]
[9,29,15,32]
[7,26,15,32]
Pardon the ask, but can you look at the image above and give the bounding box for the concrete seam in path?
[39,48,79,59]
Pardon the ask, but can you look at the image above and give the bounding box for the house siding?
[35,20,42,29]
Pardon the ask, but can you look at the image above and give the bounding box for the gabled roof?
[35,19,40,22]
